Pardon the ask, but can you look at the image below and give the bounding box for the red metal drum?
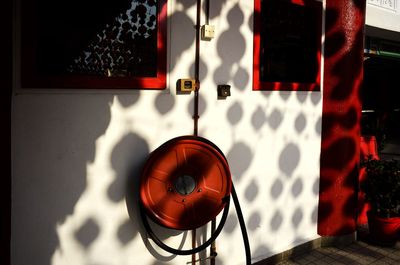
[140,136,232,230]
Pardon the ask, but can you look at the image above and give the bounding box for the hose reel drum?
[139,136,250,264]
[140,136,232,230]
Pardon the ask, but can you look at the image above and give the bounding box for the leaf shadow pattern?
[318,0,366,236]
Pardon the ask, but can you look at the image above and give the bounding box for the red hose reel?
[140,136,232,230]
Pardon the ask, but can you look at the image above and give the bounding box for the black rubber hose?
[231,184,252,265]
[140,185,252,264]
[139,135,251,262]
[140,196,231,256]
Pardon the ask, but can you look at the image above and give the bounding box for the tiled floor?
[277,240,400,265]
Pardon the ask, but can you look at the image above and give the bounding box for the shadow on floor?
[277,240,400,265]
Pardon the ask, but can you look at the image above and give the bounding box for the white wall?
[366,0,400,32]
[11,1,324,264]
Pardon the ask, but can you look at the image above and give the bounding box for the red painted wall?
[318,0,366,236]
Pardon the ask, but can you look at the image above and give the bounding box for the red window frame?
[253,0,322,91]
[21,0,167,90]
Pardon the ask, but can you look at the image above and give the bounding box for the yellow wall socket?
[177,79,197,92]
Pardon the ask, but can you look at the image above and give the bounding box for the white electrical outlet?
[201,25,215,40]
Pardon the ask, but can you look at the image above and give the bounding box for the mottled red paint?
[318,0,366,236]
[357,136,379,226]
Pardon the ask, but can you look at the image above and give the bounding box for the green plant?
[361,158,400,218]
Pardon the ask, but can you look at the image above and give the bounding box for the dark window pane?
[33,0,158,78]
[259,0,320,83]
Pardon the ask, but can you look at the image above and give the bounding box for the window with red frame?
[253,0,322,91]
[21,0,167,89]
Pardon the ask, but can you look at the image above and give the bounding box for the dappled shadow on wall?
[11,96,112,265]
[50,130,153,263]
[35,2,328,265]
[213,4,247,89]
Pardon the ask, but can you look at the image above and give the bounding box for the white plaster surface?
[366,0,400,33]
[12,1,324,264]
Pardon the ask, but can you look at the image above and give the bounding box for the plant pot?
[367,211,400,246]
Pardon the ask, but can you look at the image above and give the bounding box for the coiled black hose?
[140,183,251,264]
[139,136,251,263]
[140,195,230,256]
[231,184,251,265]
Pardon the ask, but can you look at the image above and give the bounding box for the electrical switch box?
[177,79,197,93]
[201,25,215,41]
[217,84,231,99]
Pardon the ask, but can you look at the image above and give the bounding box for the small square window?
[21,0,167,89]
[253,0,322,91]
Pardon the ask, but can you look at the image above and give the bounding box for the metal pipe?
[192,229,197,264]
[193,0,201,136]
[192,1,202,262]
[205,0,210,25]
[210,219,217,265]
